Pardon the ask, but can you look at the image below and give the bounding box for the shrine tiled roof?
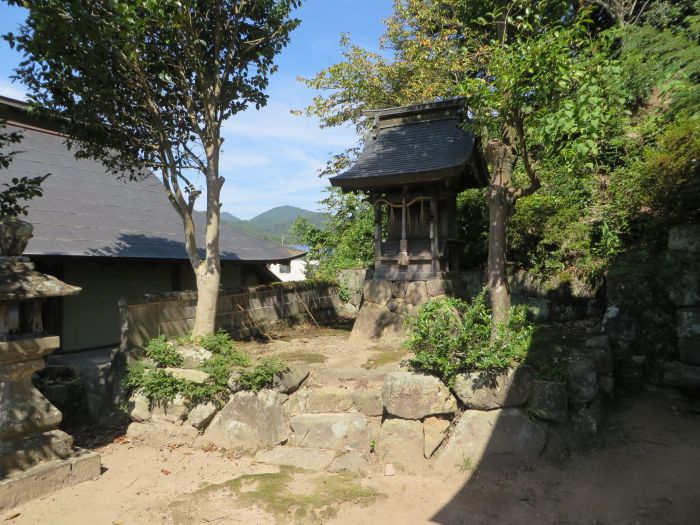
[330,99,482,190]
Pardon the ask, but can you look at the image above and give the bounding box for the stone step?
[307,364,399,388]
[285,385,383,417]
[254,446,336,471]
[288,413,369,451]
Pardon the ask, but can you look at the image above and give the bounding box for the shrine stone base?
[350,277,457,341]
[0,449,101,511]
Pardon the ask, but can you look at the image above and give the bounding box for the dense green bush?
[238,357,289,392]
[143,335,183,367]
[125,330,290,408]
[406,291,534,385]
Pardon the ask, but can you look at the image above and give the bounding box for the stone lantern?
[0,255,101,509]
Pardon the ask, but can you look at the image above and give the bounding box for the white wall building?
[268,257,309,282]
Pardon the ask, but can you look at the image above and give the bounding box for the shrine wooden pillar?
[429,197,439,274]
[373,200,382,262]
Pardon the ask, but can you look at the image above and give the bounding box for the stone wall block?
[668,271,700,307]
[202,390,288,453]
[273,364,310,394]
[662,360,700,389]
[526,380,568,423]
[677,307,700,338]
[434,408,546,474]
[363,279,392,305]
[303,387,353,413]
[350,302,405,341]
[391,280,408,299]
[565,354,598,404]
[426,279,453,298]
[383,372,456,419]
[288,413,369,451]
[187,402,218,430]
[159,319,194,339]
[452,367,533,410]
[423,417,450,458]
[351,388,383,416]
[376,418,425,472]
[678,337,700,366]
[405,281,428,307]
[668,224,700,253]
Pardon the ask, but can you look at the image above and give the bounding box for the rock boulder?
[383,372,456,419]
[289,413,369,451]
[376,418,425,472]
[435,408,546,474]
[273,364,310,394]
[202,390,288,453]
[452,367,532,410]
[526,380,568,423]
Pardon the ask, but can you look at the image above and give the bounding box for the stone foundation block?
[377,419,425,472]
[452,367,532,410]
[363,280,392,305]
[663,360,700,389]
[202,390,288,453]
[679,337,700,366]
[526,380,568,423]
[254,447,336,471]
[289,413,369,451]
[434,409,546,474]
[423,417,450,458]
[677,308,700,339]
[351,388,384,416]
[383,372,456,419]
[0,450,100,511]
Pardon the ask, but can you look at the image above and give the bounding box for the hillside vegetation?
[222,205,327,245]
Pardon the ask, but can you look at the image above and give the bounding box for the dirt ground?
[4,324,700,525]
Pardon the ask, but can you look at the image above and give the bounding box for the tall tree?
[6,0,300,336]
[303,0,620,333]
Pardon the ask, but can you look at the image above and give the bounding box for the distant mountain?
[220,211,243,223]
[221,205,326,245]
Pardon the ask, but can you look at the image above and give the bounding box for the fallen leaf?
[4,513,21,521]
[161,469,171,475]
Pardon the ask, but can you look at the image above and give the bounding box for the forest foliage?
[294,0,699,286]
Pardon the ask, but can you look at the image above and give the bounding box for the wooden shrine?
[330,98,487,281]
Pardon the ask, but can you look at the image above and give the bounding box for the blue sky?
[0,1,393,219]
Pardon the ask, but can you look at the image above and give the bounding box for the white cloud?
[0,81,27,101]
[222,99,356,149]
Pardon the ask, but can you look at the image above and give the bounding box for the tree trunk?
[487,185,511,327]
[485,137,517,336]
[191,140,223,337]
[192,261,221,337]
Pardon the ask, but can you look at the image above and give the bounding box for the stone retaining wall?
[662,225,700,388]
[603,223,700,388]
[121,281,341,349]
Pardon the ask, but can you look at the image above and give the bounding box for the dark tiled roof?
[0,123,304,262]
[330,101,477,190]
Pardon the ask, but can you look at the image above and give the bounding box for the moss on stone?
[275,351,327,364]
[193,467,380,523]
[362,347,407,369]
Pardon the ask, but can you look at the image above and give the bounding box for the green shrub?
[406,290,534,385]
[239,357,289,392]
[198,329,236,354]
[124,363,185,403]
[143,335,183,367]
[125,331,290,406]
